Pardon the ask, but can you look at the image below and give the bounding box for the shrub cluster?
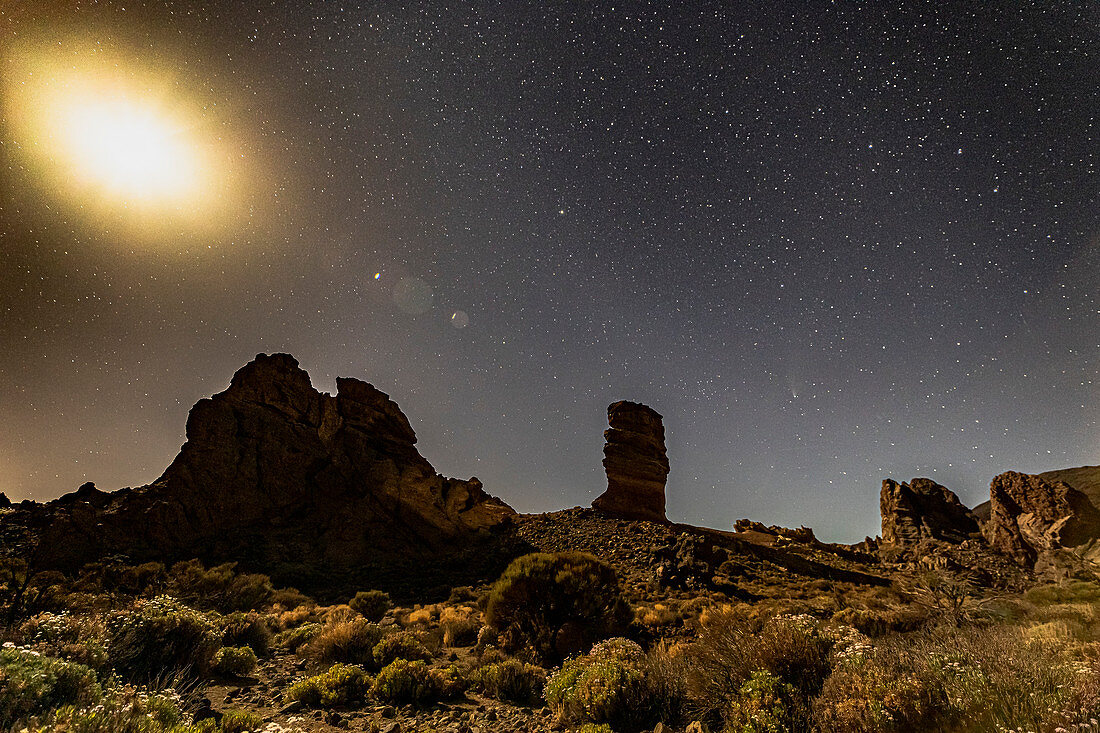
[470,658,546,704]
[105,596,221,682]
[211,645,258,677]
[0,644,101,728]
[348,590,391,622]
[285,663,371,707]
[486,552,631,662]
[545,638,683,731]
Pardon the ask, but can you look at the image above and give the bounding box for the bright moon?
[1,38,248,240]
[56,94,201,202]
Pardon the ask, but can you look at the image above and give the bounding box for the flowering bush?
[0,644,101,727]
[105,596,220,681]
[544,638,679,730]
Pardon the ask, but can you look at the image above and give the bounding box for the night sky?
[1,2,1097,542]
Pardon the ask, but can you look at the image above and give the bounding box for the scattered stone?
[592,401,670,523]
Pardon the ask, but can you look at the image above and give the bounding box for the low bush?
[686,611,832,727]
[725,670,805,733]
[349,590,391,622]
[19,686,219,733]
[440,606,480,647]
[168,560,274,613]
[0,645,101,728]
[302,619,386,669]
[19,611,110,674]
[470,658,546,704]
[285,663,371,708]
[545,638,683,731]
[275,622,322,652]
[220,709,266,733]
[370,659,445,705]
[212,646,258,677]
[105,596,220,681]
[373,631,432,667]
[486,552,631,662]
[219,611,272,657]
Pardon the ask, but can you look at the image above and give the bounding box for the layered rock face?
[983,470,1100,566]
[592,401,669,523]
[34,354,515,589]
[880,478,980,546]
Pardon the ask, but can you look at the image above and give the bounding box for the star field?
[1,2,1097,541]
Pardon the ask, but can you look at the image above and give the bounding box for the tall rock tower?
[592,401,670,523]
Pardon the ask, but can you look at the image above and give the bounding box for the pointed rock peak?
[592,400,669,523]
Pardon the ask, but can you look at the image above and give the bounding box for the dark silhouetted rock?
[592,401,669,523]
[33,353,515,592]
[983,470,1100,566]
[880,478,980,546]
[0,493,9,509]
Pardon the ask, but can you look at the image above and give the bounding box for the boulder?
[879,478,980,546]
[32,353,515,591]
[592,401,669,523]
[983,470,1100,566]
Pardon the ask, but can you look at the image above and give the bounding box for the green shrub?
[168,560,273,613]
[275,622,322,652]
[813,656,947,732]
[724,670,804,733]
[0,645,101,727]
[370,659,444,705]
[219,611,272,657]
[105,596,221,681]
[349,590,391,622]
[471,658,546,704]
[545,638,677,730]
[20,686,216,733]
[285,663,371,708]
[1025,581,1100,606]
[18,611,110,674]
[686,612,831,727]
[220,709,266,733]
[212,646,258,677]
[303,619,386,669]
[486,552,631,662]
[373,631,432,667]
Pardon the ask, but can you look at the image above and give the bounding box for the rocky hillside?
[10,354,516,595]
[972,465,1100,522]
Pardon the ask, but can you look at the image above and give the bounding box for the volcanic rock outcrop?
[32,354,515,591]
[879,478,980,546]
[592,401,669,523]
[983,470,1100,566]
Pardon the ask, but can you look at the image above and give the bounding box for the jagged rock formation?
[983,470,1100,566]
[31,354,515,591]
[592,401,669,523]
[0,493,9,509]
[973,465,1100,523]
[879,478,980,546]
